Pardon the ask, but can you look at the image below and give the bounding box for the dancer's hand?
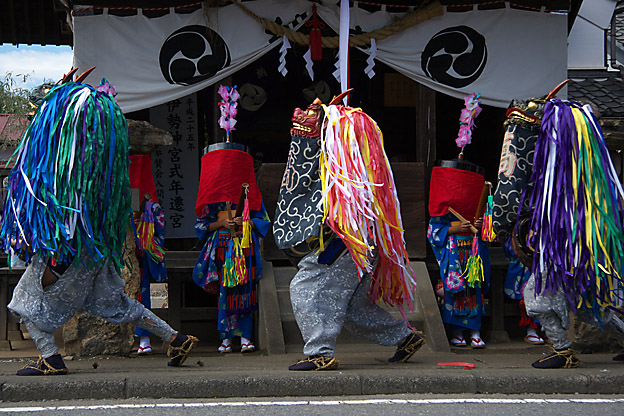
[231,216,243,226]
[474,217,483,230]
[449,221,472,235]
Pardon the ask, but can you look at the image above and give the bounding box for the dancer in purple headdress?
[492,91,624,368]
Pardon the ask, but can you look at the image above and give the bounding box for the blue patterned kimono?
[193,202,270,340]
[502,237,539,329]
[428,214,490,331]
[134,202,167,338]
[502,238,531,300]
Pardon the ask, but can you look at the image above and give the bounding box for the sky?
[0,44,74,91]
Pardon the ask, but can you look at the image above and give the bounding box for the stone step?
[273,265,297,288]
[165,251,202,269]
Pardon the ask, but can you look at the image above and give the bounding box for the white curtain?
[73,1,567,111]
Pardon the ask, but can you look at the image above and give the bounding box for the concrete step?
[273,265,297,288]
[165,251,202,269]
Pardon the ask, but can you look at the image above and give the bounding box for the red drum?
[429,159,485,223]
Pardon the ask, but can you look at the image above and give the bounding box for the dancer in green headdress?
[2,70,197,376]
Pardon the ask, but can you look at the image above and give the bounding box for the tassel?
[241,197,252,249]
[481,195,497,242]
[223,237,247,287]
[463,235,484,287]
[306,4,325,61]
[135,201,166,263]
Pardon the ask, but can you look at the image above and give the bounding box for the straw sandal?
[388,330,425,363]
[17,354,68,376]
[288,355,339,371]
[167,335,199,367]
[532,348,579,369]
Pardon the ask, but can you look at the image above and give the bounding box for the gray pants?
[523,274,572,350]
[8,254,176,358]
[524,274,624,350]
[290,251,411,357]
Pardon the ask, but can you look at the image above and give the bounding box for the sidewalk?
[1,340,623,402]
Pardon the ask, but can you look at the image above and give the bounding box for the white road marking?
[1,397,624,412]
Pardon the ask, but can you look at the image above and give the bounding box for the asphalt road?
[1,394,623,416]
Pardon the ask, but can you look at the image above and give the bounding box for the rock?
[62,229,141,357]
[572,318,623,354]
[127,119,173,154]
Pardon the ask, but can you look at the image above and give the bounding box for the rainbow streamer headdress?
[0,77,131,271]
[318,103,416,314]
[523,99,624,322]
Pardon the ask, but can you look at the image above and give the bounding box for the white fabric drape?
[73,1,567,111]
[73,0,311,112]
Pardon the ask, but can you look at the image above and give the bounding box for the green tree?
[0,72,31,150]
[0,72,30,115]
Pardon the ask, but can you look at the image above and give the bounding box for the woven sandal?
[241,343,255,353]
[288,355,339,371]
[388,330,425,363]
[218,343,232,353]
[16,354,68,376]
[167,335,199,367]
[450,335,467,347]
[532,348,579,369]
[524,334,545,345]
[137,345,152,355]
[470,337,486,349]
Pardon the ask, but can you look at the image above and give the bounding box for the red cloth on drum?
[129,154,158,203]
[195,149,262,216]
[428,166,484,222]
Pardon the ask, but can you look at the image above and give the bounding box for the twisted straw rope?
[230,0,444,48]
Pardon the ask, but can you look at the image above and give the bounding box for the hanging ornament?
[304,48,315,81]
[305,4,325,61]
[332,54,341,84]
[217,84,239,142]
[278,35,291,77]
[364,38,377,79]
[456,92,482,158]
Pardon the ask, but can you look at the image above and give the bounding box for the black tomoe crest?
[421,25,487,88]
[160,25,231,85]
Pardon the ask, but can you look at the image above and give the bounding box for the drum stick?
[227,183,249,236]
[234,183,249,218]
[447,207,479,234]
[474,181,492,222]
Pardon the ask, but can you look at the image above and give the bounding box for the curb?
[2,369,624,402]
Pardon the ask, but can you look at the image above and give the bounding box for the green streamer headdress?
[0,78,131,271]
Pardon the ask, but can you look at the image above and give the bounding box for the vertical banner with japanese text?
[149,94,199,238]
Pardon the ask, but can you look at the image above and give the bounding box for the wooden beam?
[9,0,17,45]
[23,0,31,45]
[39,0,47,46]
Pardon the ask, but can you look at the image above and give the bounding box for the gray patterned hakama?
[8,254,176,358]
[290,251,411,357]
[523,274,572,350]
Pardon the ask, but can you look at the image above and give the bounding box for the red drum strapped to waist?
[195,143,262,216]
[428,160,485,223]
